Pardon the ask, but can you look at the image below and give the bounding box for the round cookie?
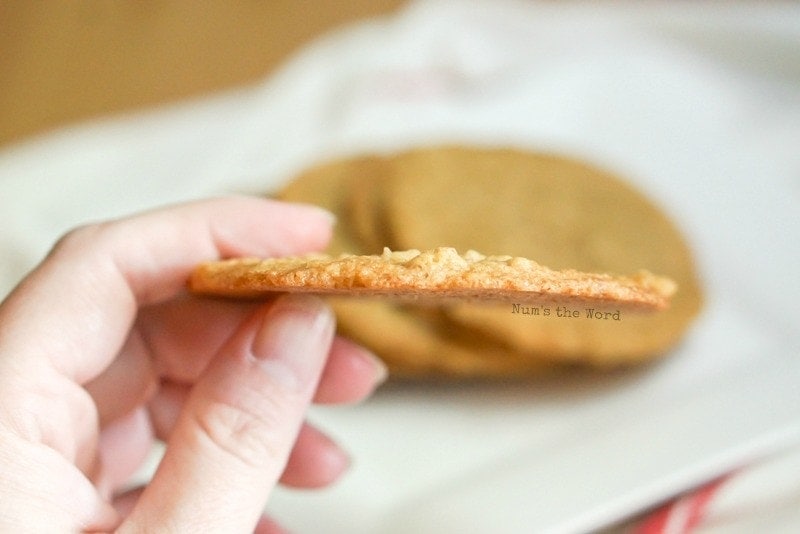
[329,297,552,378]
[345,172,392,254]
[276,146,702,375]
[380,146,703,365]
[278,154,383,254]
[277,155,556,378]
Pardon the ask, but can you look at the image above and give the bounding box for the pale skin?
[0,197,387,532]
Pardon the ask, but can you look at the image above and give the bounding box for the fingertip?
[252,294,336,393]
[314,336,388,405]
[200,197,332,260]
[253,198,336,257]
[280,424,351,489]
[255,514,291,534]
[300,202,337,227]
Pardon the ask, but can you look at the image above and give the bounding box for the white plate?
[1,2,798,532]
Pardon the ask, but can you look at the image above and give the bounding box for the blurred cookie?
[278,154,382,254]
[373,147,703,365]
[328,296,551,378]
[346,173,390,254]
[276,146,703,375]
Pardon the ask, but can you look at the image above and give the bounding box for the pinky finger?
[112,487,145,520]
[255,514,290,534]
[280,423,350,489]
[314,336,387,405]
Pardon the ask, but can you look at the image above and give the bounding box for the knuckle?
[47,222,124,274]
[191,388,296,469]
[49,223,107,257]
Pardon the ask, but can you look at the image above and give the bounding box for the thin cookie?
[189,247,675,309]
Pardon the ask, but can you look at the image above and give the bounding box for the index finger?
[0,196,334,385]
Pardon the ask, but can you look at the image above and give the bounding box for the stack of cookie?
[276,146,703,379]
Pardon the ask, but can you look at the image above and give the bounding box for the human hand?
[0,197,386,532]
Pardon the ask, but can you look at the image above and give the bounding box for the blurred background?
[0,1,404,147]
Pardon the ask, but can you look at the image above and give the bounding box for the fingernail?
[335,336,389,388]
[252,295,335,391]
[315,433,352,481]
[306,205,336,226]
[363,348,389,386]
[317,207,337,226]
[324,444,352,481]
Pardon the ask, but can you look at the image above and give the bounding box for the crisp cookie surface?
[189,247,675,309]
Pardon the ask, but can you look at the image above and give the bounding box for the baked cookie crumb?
[189,246,675,310]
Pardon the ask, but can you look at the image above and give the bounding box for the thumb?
[119,295,335,533]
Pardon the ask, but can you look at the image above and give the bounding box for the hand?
[0,197,386,532]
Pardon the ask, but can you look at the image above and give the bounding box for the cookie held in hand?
[189,247,675,310]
